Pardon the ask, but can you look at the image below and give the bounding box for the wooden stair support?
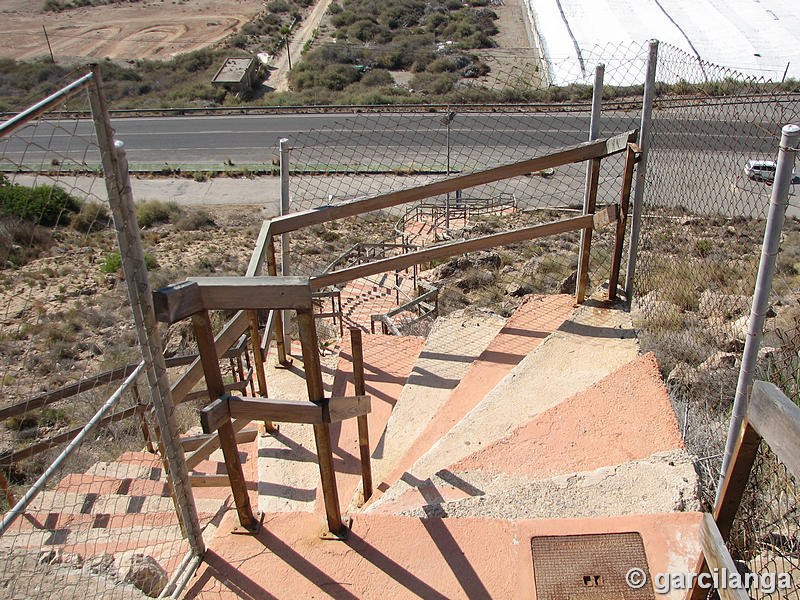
[192,309,259,533]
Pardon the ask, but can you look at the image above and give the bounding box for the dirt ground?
[472,0,547,90]
[0,0,263,61]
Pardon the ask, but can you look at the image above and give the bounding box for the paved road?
[0,112,783,167]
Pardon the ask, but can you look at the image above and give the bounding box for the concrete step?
[370,353,696,517]
[368,294,640,511]
[323,332,425,513]
[257,342,340,514]
[370,294,576,503]
[192,509,704,600]
[367,308,507,495]
[24,490,177,516]
[373,449,700,520]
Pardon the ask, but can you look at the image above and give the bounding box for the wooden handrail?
[270,131,636,235]
[311,208,617,290]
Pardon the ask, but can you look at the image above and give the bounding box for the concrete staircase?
[189,289,703,599]
[12,288,704,599]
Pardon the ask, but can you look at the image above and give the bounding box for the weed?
[100,251,122,274]
[136,200,181,228]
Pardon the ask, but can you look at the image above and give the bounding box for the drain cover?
[531,532,655,599]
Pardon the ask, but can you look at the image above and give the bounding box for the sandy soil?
[0,0,263,61]
[472,0,547,90]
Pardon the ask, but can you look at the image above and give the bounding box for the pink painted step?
[318,332,425,513]
[189,509,703,600]
[370,294,576,501]
[370,353,688,517]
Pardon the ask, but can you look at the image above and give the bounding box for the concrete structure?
[211,57,259,93]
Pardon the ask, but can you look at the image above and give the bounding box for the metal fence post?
[717,123,800,499]
[624,39,658,298]
[576,63,604,303]
[280,138,291,351]
[87,65,205,557]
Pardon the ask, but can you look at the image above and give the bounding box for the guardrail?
[3,92,797,121]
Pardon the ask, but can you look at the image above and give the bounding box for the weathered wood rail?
[686,380,800,600]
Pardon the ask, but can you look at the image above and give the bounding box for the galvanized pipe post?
[624,39,658,299]
[87,64,205,556]
[575,63,604,303]
[717,123,800,500]
[279,137,291,356]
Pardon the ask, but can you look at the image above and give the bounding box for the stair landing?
[187,510,703,600]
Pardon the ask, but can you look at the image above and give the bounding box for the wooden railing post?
[297,308,344,535]
[576,157,601,303]
[609,143,638,300]
[248,309,275,432]
[192,309,259,533]
[267,237,289,365]
[350,328,373,502]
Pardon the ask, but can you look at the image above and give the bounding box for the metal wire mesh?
[0,72,202,599]
[727,442,799,599]
[279,43,646,337]
[633,42,800,508]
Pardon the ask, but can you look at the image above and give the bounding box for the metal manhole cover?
[531,532,655,599]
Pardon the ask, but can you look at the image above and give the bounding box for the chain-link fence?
[727,441,799,600]
[633,43,800,509]
[0,71,206,599]
[277,42,647,341]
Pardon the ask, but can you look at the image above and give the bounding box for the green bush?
[0,183,80,226]
[100,251,122,274]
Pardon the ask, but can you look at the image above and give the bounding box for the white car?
[744,159,796,183]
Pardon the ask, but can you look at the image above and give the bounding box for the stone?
[121,554,168,598]
[38,548,62,565]
[697,351,738,371]
[558,270,577,294]
[667,363,701,388]
[697,290,750,319]
[85,552,115,574]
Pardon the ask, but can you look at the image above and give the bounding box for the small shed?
[211,57,259,93]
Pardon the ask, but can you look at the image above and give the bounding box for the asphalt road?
[0,112,783,167]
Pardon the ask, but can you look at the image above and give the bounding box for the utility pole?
[286,39,292,70]
[42,25,54,63]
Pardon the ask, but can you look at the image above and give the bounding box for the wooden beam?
[576,158,601,304]
[297,307,344,534]
[749,380,800,481]
[350,328,373,502]
[270,131,637,235]
[189,474,231,488]
[592,204,619,228]
[326,395,372,423]
[192,310,257,531]
[228,396,323,424]
[201,395,372,426]
[200,395,232,434]
[609,142,638,299]
[0,404,146,466]
[180,427,258,452]
[153,280,203,324]
[184,418,251,471]
[712,421,761,540]
[171,311,249,405]
[188,276,313,311]
[246,220,273,277]
[698,514,750,600]
[183,379,250,403]
[311,213,605,290]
